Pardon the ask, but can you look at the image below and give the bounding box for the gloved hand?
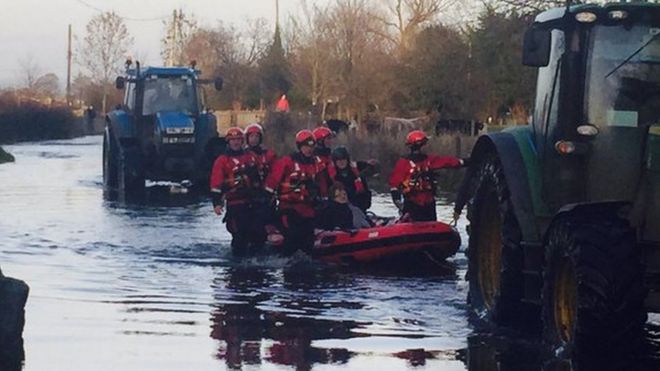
[390,189,403,212]
[451,209,461,226]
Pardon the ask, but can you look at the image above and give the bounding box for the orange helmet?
[245,123,264,144]
[405,130,428,147]
[295,130,316,148]
[225,127,244,141]
[313,127,333,143]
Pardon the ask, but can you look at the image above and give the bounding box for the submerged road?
[1,136,659,371]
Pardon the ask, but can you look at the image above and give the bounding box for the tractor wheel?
[466,153,524,326]
[542,217,646,355]
[102,130,118,190]
[118,145,145,199]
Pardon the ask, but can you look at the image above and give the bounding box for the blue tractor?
[103,61,225,199]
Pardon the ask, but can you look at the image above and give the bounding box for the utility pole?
[66,24,72,105]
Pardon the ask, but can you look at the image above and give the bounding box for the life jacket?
[210,150,259,203]
[328,162,365,194]
[248,146,276,184]
[400,156,435,195]
[278,155,326,204]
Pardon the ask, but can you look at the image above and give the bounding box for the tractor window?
[125,82,136,111]
[142,76,196,115]
[586,24,660,128]
[532,29,565,154]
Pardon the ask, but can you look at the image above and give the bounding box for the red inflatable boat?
[310,221,461,264]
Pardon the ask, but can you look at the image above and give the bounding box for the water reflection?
[464,326,660,371]
[209,266,364,370]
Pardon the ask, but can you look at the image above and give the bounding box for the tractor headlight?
[162,136,195,144]
[165,127,194,135]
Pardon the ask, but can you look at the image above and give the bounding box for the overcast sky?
[0,0,309,88]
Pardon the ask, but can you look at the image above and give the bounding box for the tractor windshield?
[142,76,196,116]
[586,23,660,128]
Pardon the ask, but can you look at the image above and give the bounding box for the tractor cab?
[104,62,224,199]
[523,3,660,237]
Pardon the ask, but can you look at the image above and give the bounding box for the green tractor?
[457,1,660,354]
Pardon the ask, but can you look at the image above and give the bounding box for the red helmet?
[313,127,334,143]
[295,130,316,148]
[245,123,264,144]
[225,127,244,141]
[406,130,428,147]
[245,123,264,136]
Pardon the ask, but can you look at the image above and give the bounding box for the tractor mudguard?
[106,110,134,139]
[465,130,541,243]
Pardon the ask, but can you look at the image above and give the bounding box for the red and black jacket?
[314,146,332,168]
[388,153,462,206]
[247,145,278,187]
[210,148,259,207]
[265,152,329,218]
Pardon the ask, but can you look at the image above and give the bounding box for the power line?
[73,0,170,22]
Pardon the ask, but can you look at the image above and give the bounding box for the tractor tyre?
[542,217,646,355]
[466,153,524,326]
[102,129,118,191]
[118,145,145,199]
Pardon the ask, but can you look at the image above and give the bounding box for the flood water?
[1,136,660,371]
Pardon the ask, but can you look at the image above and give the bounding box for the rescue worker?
[388,130,465,222]
[312,127,334,167]
[327,146,372,212]
[265,130,328,254]
[211,127,263,256]
[245,123,278,188]
[245,123,278,229]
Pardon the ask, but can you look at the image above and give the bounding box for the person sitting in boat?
[265,130,329,255]
[312,126,334,167]
[211,127,263,256]
[388,130,466,222]
[318,182,371,231]
[327,146,372,212]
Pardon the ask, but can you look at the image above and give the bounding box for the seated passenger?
[318,183,371,231]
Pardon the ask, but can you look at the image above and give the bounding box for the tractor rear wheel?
[542,217,646,355]
[466,153,524,326]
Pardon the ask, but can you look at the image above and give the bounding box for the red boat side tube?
[312,221,461,264]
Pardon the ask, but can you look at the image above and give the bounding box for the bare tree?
[377,0,457,52]
[182,19,269,107]
[288,0,335,110]
[161,9,198,66]
[18,54,42,91]
[32,73,60,98]
[77,11,133,113]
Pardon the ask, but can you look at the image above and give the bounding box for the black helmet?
[331,146,350,161]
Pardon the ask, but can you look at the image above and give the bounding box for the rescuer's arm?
[210,156,226,215]
[388,159,407,211]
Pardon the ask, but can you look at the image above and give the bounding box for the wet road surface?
[1,136,660,371]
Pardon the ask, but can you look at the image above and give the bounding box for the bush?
[0,97,83,144]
